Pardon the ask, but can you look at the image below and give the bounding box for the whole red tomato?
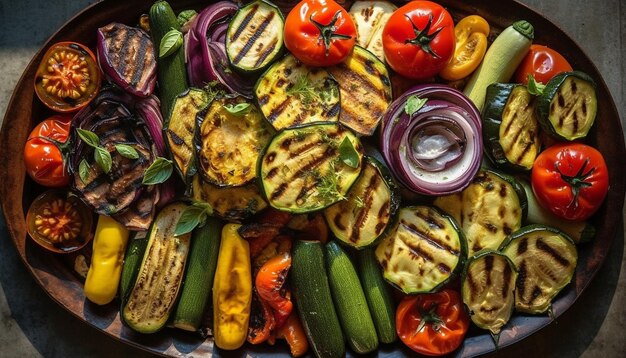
[532,143,609,221]
[396,289,469,356]
[382,1,455,80]
[283,0,356,66]
[24,115,72,187]
[514,44,573,85]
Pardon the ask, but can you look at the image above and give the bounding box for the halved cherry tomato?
[396,289,469,356]
[283,0,357,66]
[531,143,609,221]
[514,44,573,85]
[440,15,489,81]
[382,1,455,80]
[24,115,72,187]
[34,42,101,112]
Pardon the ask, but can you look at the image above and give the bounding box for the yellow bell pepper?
[440,15,490,81]
[84,215,129,305]
[213,223,252,350]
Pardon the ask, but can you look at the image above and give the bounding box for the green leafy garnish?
[405,95,427,116]
[143,157,173,185]
[287,75,320,104]
[115,144,139,159]
[354,196,365,208]
[77,128,112,174]
[338,137,360,168]
[78,159,90,184]
[316,161,346,204]
[224,102,252,116]
[159,28,183,58]
[76,128,100,148]
[174,202,213,236]
[527,74,546,96]
[177,9,197,28]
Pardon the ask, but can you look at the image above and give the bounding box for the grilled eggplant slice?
[324,156,399,249]
[500,225,577,314]
[226,0,284,73]
[482,83,541,171]
[536,71,597,141]
[112,184,159,231]
[328,46,392,136]
[255,54,340,130]
[259,123,364,213]
[165,88,210,182]
[97,22,156,97]
[375,206,467,294]
[462,251,517,335]
[195,96,274,187]
[190,174,267,222]
[434,169,527,255]
[122,202,191,333]
[349,1,397,62]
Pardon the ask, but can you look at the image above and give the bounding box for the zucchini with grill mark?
[255,54,340,130]
[434,169,527,255]
[324,156,399,249]
[165,88,209,182]
[121,202,191,334]
[375,206,467,294]
[499,225,577,314]
[462,251,517,335]
[226,0,284,73]
[482,83,541,171]
[195,97,274,187]
[190,174,267,222]
[259,122,364,213]
[327,46,392,136]
[536,71,597,141]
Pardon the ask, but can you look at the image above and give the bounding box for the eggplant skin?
[97,23,156,97]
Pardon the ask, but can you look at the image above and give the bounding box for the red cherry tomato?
[24,115,72,188]
[531,143,609,221]
[514,44,573,85]
[396,289,470,356]
[382,1,455,80]
[283,0,357,66]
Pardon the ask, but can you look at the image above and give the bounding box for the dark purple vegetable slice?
[380,85,483,196]
[97,23,156,97]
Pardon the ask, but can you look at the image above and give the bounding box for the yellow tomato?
[440,15,490,81]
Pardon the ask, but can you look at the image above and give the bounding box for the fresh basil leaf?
[94,147,112,174]
[115,144,139,159]
[76,128,100,148]
[177,9,197,28]
[224,103,252,116]
[192,201,214,215]
[78,159,90,184]
[142,157,173,185]
[527,74,546,96]
[405,95,427,116]
[338,137,360,169]
[159,28,183,58]
[175,205,207,236]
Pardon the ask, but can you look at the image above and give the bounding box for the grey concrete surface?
[0,0,624,357]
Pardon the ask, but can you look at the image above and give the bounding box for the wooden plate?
[1,0,624,357]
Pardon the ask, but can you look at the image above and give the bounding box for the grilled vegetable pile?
[23,0,612,356]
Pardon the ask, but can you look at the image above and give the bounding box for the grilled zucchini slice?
[255,54,340,130]
[536,71,597,141]
[190,174,267,222]
[226,0,284,73]
[500,225,577,314]
[165,88,209,182]
[375,206,467,294]
[259,122,364,213]
[434,169,527,255]
[482,83,541,171]
[462,251,517,335]
[328,46,392,136]
[324,156,400,249]
[349,1,396,62]
[195,96,274,187]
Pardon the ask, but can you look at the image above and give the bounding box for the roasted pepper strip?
[440,15,490,81]
[213,224,252,350]
[256,252,293,328]
[275,311,309,357]
[248,290,276,344]
[84,215,129,305]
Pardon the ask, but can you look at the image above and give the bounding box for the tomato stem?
[28,135,72,174]
[416,304,444,333]
[310,10,352,56]
[404,14,443,59]
[555,157,595,210]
